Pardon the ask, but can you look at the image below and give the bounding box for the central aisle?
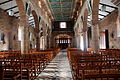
[35,51,73,80]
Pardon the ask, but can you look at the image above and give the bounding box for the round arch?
[54,34,72,49]
[31,10,40,51]
[32,10,39,31]
[55,34,72,39]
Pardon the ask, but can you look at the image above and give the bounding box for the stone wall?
[0,0,52,51]
[74,9,120,50]
[0,9,19,51]
[99,10,120,49]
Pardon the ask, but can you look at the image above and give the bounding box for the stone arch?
[54,34,73,48]
[31,10,40,51]
[32,10,39,31]
[53,32,74,38]
[55,34,72,39]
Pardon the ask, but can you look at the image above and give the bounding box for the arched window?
[60,22,66,28]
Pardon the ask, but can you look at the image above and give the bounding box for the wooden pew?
[0,55,22,80]
[67,49,120,80]
[0,48,60,80]
[0,53,48,80]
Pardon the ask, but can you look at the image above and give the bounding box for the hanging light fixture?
[8,10,14,16]
[8,1,14,16]
[101,4,106,12]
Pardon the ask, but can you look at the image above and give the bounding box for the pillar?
[82,31,87,51]
[83,21,88,51]
[19,24,29,54]
[76,36,78,48]
[16,0,29,54]
[91,24,100,52]
[72,36,76,48]
[6,31,12,50]
[83,9,88,51]
[91,0,100,52]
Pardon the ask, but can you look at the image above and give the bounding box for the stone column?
[75,36,78,48]
[82,31,87,51]
[91,24,100,52]
[72,36,76,48]
[5,31,12,50]
[91,0,100,52]
[45,35,47,49]
[7,31,12,50]
[19,24,29,54]
[78,35,81,49]
[76,36,79,48]
[36,33,40,51]
[49,35,51,48]
[16,0,29,54]
[83,20,88,51]
[39,32,42,49]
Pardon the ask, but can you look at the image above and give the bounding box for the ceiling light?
[8,10,14,16]
[8,1,14,16]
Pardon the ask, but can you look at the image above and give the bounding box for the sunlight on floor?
[35,51,73,80]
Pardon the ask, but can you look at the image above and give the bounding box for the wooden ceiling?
[47,0,76,21]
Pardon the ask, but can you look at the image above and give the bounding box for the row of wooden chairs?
[0,48,60,80]
[0,50,20,58]
[67,48,120,80]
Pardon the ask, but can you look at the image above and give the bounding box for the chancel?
[0,0,120,80]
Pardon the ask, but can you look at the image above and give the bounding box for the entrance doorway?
[55,34,72,49]
[100,30,109,49]
[57,38,71,49]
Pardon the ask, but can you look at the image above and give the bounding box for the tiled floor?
[35,51,73,80]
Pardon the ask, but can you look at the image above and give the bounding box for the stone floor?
[35,51,73,80]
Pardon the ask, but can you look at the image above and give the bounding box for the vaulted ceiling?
[47,0,76,21]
